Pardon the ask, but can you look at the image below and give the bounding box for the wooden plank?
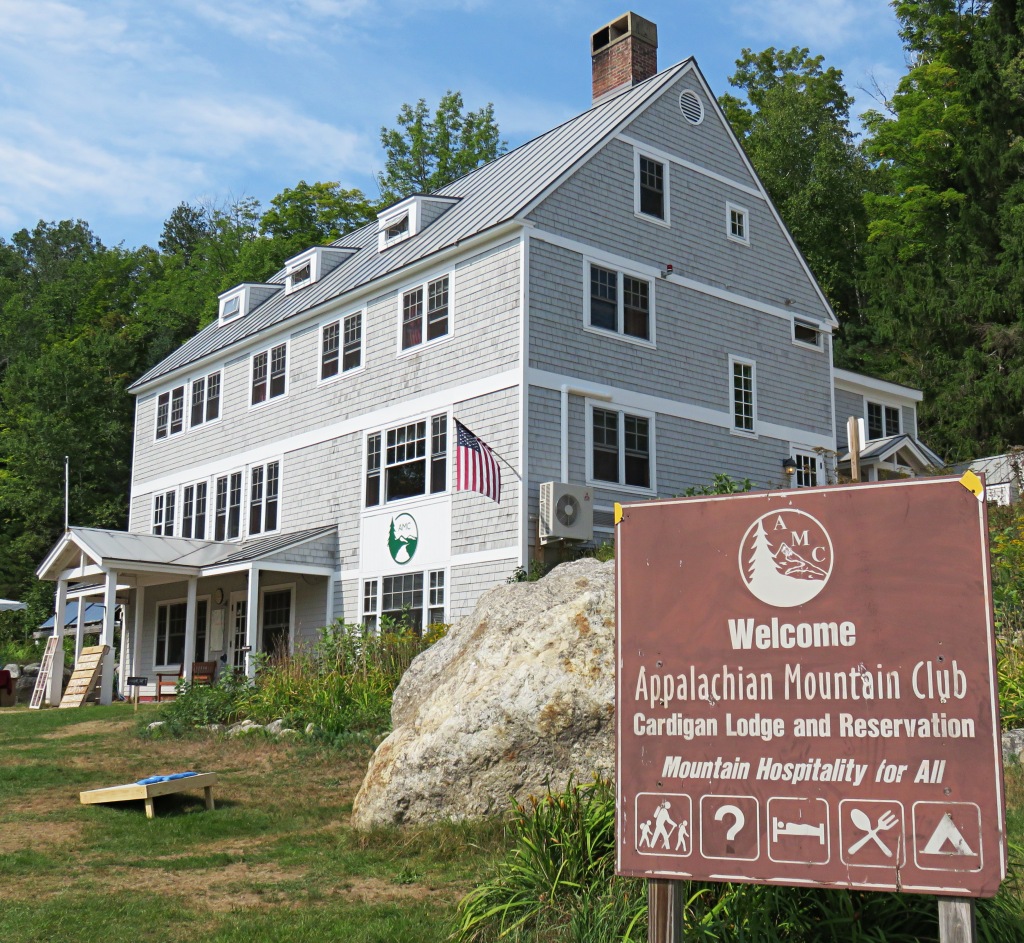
[59,645,108,709]
[80,773,218,818]
[648,879,684,943]
[28,637,59,710]
[938,898,977,943]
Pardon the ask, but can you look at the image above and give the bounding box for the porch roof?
[37,525,338,582]
[838,434,944,471]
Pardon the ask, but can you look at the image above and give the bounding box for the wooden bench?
[80,772,217,819]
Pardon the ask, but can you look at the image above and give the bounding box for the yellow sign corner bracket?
[614,502,623,525]
[959,470,984,502]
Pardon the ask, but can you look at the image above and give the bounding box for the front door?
[228,592,247,671]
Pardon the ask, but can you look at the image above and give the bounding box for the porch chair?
[191,662,217,687]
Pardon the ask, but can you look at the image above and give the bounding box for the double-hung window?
[252,343,287,404]
[152,489,176,536]
[155,386,185,439]
[590,406,652,490]
[793,450,822,488]
[731,357,756,435]
[365,414,448,507]
[181,481,208,539]
[249,461,280,536]
[587,264,652,341]
[321,312,362,379]
[190,371,221,427]
[363,570,445,635]
[155,602,186,666]
[867,401,901,439]
[214,471,242,540]
[635,151,669,224]
[401,275,449,350]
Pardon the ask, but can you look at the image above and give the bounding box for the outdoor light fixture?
[660,263,673,278]
[782,456,798,477]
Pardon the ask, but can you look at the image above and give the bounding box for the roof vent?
[591,12,658,105]
[679,89,704,125]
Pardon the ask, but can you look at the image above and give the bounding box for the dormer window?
[222,295,240,320]
[286,257,314,293]
[385,215,409,242]
[217,283,281,324]
[282,247,354,294]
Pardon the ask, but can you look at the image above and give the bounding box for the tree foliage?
[720,47,870,326]
[377,91,506,204]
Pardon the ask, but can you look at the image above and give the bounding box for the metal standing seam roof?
[42,525,337,577]
[839,434,944,468]
[130,60,694,392]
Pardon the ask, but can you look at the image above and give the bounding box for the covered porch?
[36,525,338,705]
[839,434,944,482]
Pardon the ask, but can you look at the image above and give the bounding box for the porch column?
[117,603,128,699]
[131,586,144,678]
[245,564,261,680]
[98,568,117,705]
[325,576,335,628]
[74,592,86,663]
[182,577,198,681]
[46,578,69,706]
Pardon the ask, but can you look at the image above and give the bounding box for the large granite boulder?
[352,558,615,827]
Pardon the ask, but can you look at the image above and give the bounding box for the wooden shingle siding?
[527,240,832,437]
[293,579,329,647]
[336,579,358,626]
[450,559,518,621]
[624,76,758,185]
[902,405,918,439]
[132,240,522,492]
[834,388,863,448]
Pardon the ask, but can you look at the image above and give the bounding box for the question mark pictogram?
[714,804,745,846]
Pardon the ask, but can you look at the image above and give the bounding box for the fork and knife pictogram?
[847,808,899,856]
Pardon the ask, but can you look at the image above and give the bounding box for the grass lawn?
[0,705,505,943]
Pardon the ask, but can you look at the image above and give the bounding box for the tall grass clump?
[159,619,442,741]
[456,780,1024,942]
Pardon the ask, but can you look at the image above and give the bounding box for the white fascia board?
[833,368,924,403]
[527,367,836,450]
[131,223,525,395]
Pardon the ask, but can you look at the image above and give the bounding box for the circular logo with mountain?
[387,513,418,565]
[739,509,833,607]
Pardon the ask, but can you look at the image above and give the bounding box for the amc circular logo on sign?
[738,509,833,607]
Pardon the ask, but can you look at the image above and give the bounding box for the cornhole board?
[80,772,217,819]
[59,644,108,708]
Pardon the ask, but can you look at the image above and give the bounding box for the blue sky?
[0,0,907,250]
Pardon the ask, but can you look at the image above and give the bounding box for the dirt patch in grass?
[40,719,135,739]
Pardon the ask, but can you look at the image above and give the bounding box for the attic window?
[679,89,704,125]
[220,293,243,323]
[793,319,822,349]
[287,260,312,292]
[385,215,409,242]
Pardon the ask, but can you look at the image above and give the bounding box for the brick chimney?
[591,12,658,105]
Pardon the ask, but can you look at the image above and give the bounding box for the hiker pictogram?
[634,793,691,858]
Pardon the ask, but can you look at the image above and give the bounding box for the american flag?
[455,420,501,503]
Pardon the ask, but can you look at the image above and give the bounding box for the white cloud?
[727,0,891,53]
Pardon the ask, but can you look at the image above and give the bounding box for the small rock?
[278,728,299,739]
[265,719,286,734]
[147,721,166,731]
[227,720,264,737]
[1001,728,1024,763]
[198,723,225,733]
[305,723,319,736]
[3,664,21,679]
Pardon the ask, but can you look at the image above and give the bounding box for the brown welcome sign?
[615,476,1006,898]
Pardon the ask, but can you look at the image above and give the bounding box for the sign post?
[126,676,147,713]
[615,477,1005,939]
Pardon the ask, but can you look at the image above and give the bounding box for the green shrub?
[456,779,1024,942]
[157,621,441,741]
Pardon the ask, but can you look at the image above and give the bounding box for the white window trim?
[154,385,187,442]
[246,458,283,539]
[378,200,421,251]
[249,339,290,408]
[188,369,223,430]
[213,469,245,542]
[218,288,246,324]
[151,488,177,536]
[729,355,758,438]
[633,147,671,228]
[584,399,657,496]
[790,445,824,488]
[284,249,322,294]
[154,596,187,670]
[864,398,903,440]
[180,478,211,540]
[395,271,454,358]
[726,201,750,246]
[318,310,366,384]
[791,317,824,351]
[582,259,657,348]
[258,582,296,656]
[359,567,448,632]
[362,408,453,510]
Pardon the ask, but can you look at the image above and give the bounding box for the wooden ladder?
[59,645,109,709]
[28,636,60,710]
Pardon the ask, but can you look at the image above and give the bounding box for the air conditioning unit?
[539,482,594,543]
